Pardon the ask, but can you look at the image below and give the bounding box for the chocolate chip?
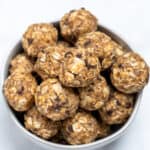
[76,53,82,58]
[27,38,33,45]
[87,87,93,92]
[118,63,126,68]
[65,110,70,115]
[83,40,91,47]
[126,103,132,108]
[17,86,24,95]
[53,103,62,112]
[68,125,73,132]
[98,57,103,63]
[46,40,50,43]
[90,82,95,86]
[72,73,78,77]
[85,60,96,69]
[116,100,121,106]
[118,64,122,68]
[107,110,113,116]
[55,97,61,101]
[64,51,73,58]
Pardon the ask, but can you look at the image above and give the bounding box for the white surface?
[0,0,149,150]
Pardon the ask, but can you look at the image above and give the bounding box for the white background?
[0,0,149,150]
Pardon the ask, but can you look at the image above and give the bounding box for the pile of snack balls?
[3,8,149,145]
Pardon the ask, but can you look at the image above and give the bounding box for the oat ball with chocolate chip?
[34,46,67,79]
[76,31,124,70]
[22,23,58,57]
[9,53,33,74]
[3,73,37,111]
[79,75,110,111]
[60,8,97,43]
[99,91,134,124]
[59,48,101,87]
[111,52,149,94]
[61,111,100,145]
[24,106,60,139]
[35,78,79,121]
[76,31,109,58]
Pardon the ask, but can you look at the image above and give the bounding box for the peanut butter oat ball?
[34,46,67,79]
[99,91,134,124]
[10,53,33,74]
[22,23,58,57]
[79,76,110,111]
[61,111,100,145]
[76,31,108,58]
[35,78,79,121]
[24,106,60,139]
[76,31,124,70]
[3,73,37,111]
[60,8,97,43]
[111,52,149,94]
[59,48,101,87]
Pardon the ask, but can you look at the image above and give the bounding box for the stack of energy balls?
[3,8,149,145]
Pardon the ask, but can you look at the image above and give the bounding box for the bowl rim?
[1,23,143,149]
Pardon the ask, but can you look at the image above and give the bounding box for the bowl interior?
[2,22,141,149]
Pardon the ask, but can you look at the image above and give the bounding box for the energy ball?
[35,78,79,121]
[76,31,124,70]
[79,75,110,111]
[59,48,101,87]
[111,52,149,94]
[61,111,100,145]
[3,73,37,111]
[22,23,58,57]
[34,46,67,79]
[60,8,97,43]
[9,53,33,74]
[99,91,134,124]
[76,31,109,57]
[24,106,60,139]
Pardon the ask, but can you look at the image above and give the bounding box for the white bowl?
[1,23,143,150]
